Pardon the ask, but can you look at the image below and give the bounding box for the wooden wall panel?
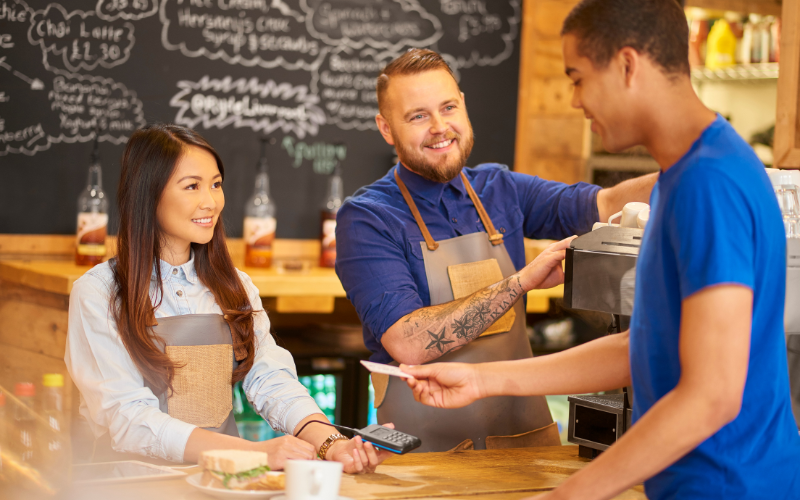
[515,0,589,183]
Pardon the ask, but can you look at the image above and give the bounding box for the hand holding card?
[360,360,414,379]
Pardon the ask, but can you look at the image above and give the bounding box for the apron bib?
[375,169,559,452]
[91,313,240,463]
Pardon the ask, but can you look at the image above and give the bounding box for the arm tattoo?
[400,274,525,362]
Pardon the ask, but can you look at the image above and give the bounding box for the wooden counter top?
[67,446,645,500]
[0,235,563,313]
[0,259,563,313]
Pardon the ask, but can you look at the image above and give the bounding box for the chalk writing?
[0,56,44,89]
[0,0,29,23]
[434,0,519,69]
[281,135,346,174]
[302,0,442,52]
[96,0,158,21]
[0,72,144,156]
[47,74,145,140]
[27,4,135,73]
[313,48,391,131]
[160,0,324,71]
[170,75,325,138]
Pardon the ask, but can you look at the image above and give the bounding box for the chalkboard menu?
[0,0,522,238]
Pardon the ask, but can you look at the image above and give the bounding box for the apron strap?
[395,168,439,251]
[460,172,503,246]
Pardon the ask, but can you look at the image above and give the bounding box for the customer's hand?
[518,236,576,292]
[257,435,316,470]
[326,423,395,474]
[402,362,484,409]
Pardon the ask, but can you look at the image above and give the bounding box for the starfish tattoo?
[451,316,474,340]
[425,327,454,352]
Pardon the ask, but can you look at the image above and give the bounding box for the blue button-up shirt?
[335,163,601,363]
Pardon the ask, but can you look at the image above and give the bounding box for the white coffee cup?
[608,202,650,228]
[636,207,650,229]
[285,460,343,500]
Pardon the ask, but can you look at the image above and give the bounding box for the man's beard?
[393,123,475,184]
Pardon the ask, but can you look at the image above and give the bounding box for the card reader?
[332,424,421,454]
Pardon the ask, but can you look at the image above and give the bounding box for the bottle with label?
[42,374,70,487]
[244,137,277,268]
[75,134,109,266]
[705,19,737,70]
[319,162,343,268]
[42,374,65,452]
[13,382,36,463]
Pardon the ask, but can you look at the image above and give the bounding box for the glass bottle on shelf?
[13,382,36,463]
[75,133,109,266]
[244,137,277,268]
[42,374,70,488]
[319,162,343,268]
[42,374,65,453]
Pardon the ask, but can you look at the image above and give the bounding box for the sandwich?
[199,450,285,490]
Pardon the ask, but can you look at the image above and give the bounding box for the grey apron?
[90,313,239,463]
[376,169,555,452]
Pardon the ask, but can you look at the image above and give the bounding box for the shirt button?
[172,268,178,275]
[176,290,183,297]
[500,227,506,233]
[451,218,457,223]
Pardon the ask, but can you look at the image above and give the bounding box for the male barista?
[402,0,800,498]
[335,48,655,452]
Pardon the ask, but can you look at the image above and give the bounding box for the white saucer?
[186,473,284,499]
[271,496,353,500]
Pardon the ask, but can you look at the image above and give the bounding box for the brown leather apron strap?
[395,168,439,251]
[460,172,503,246]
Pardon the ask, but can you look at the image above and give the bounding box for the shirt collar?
[153,251,198,284]
[395,163,466,206]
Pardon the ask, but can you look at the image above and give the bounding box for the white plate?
[186,473,285,499]
[272,496,353,500]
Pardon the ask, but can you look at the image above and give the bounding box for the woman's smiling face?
[156,145,224,262]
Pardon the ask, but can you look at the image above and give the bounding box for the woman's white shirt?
[65,256,322,462]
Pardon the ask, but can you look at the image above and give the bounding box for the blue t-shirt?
[335,163,600,363]
[630,115,800,499]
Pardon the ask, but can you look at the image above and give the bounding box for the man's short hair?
[561,0,690,77]
[376,49,458,116]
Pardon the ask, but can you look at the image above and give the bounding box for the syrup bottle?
[319,161,343,268]
[244,137,277,267]
[75,133,108,266]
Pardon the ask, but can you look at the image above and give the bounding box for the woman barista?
[65,124,390,471]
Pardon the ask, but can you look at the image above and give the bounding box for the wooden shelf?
[692,63,780,83]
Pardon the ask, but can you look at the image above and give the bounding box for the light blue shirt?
[65,255,322,463]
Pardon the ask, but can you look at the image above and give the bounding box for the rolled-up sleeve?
[335,201,424,358]
[510,171,601,239]
[65,274,196,463]
[238,271,322,435]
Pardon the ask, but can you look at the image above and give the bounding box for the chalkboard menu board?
[0,0,522,238]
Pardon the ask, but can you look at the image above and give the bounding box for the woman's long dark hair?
[112,124,255,394]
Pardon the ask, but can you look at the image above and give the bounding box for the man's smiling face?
[376,69,474,183]
[563,33,640,154]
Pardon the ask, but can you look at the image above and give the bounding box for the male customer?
[335,48,654,452]
[403,0,800,497]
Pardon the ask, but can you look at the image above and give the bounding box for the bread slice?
[200,470,285,490]
[199,450,268,475]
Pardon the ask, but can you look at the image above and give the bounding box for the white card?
[360,360,413,379]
